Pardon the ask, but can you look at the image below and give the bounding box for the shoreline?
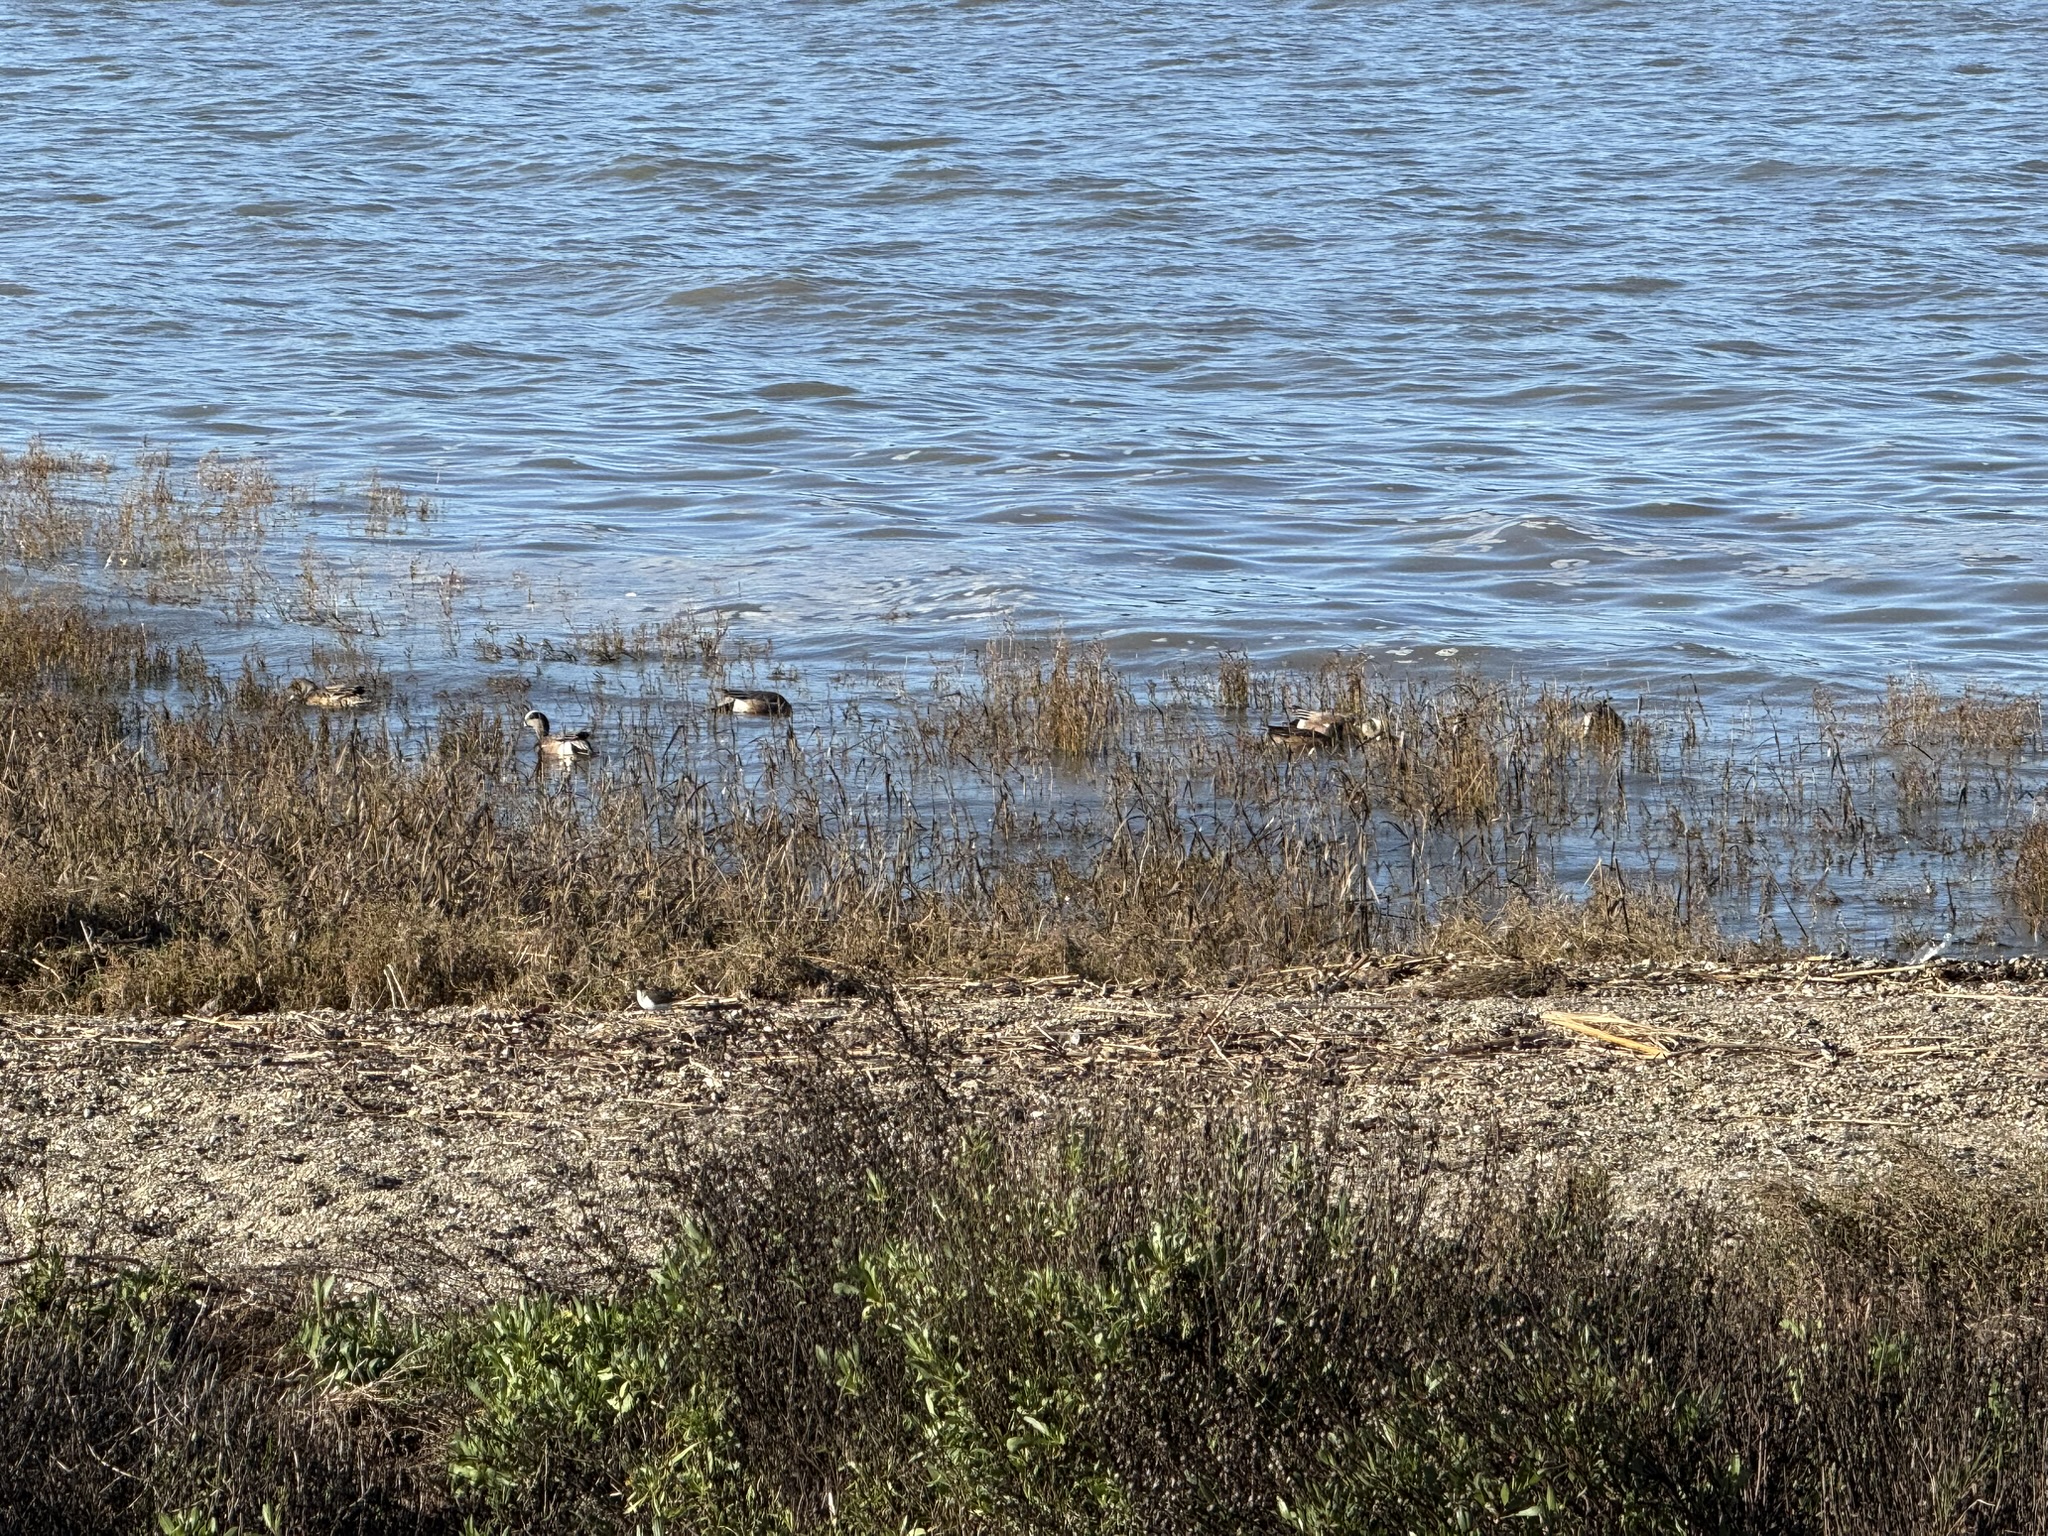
[8,968,2044,1299]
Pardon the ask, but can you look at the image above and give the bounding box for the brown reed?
[2,438,2046,1004]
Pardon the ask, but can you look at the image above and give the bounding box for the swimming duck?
[1580,698,1626,748]
[715,687,792,717]
[1266,711,1387,748]
[524,709,594,759]
[289,678,369,709]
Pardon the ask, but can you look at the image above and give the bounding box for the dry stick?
[1539,1011,1670,1058]
[1810,960,1945,983]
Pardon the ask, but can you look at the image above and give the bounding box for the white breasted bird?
[715,687,792,717]
[1580,698,1626,748]
[523,710,593,759]
[1266,711,1387,748]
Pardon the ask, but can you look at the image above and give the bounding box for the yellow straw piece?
[1540,1011,1670,1058]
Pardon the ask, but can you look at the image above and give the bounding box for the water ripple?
[4,0,2048,692]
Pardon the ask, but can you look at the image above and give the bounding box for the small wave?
[1629,501,1726,520]
[663,278,826,310]
[1413,438,1524,459]
[849,525,959,542]
[848,135,963,153]
[1474,225,1579,247]
[1698,337,1795,359]
[599,160,670,184]
[1734,158,1816,182]
[755,381,859,402]
[692,426,801,448]
[1573,275,1684,296]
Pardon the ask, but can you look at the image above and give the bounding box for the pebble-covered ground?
[5,975,2045,1299]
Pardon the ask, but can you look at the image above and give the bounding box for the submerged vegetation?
[9,1070,2048,1533]
[3,438,2048,1009]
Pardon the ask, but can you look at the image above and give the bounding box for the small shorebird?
[715,687,792,717]
[289,678,368,709]
[1579,698,1626,748]
[636,986,679,1012]
[523,709,593,759]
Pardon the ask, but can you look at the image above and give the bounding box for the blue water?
[6,0,2048,692]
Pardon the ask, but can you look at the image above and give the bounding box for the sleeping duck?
[289,678,369,709]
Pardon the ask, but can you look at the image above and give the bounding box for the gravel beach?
[7,969,2046,1300]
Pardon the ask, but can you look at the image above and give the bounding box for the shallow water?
[5,1,2048,694]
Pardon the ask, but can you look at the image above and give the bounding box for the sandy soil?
[6,972,2047,1299]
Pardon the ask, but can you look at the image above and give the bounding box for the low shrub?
[7,1073,2048,1533]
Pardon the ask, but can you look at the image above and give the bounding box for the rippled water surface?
[6,0,2048,692]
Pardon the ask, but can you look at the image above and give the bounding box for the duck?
[1579,698,1626,748]
[523,709,594,759]
[715,687,792,717]
[1266,711,1387,748]
[289,678,368,709]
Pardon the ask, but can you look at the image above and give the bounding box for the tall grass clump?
[932,633,1129,761]
[7,580,2048,1008]
[8,435,2048,991]
[9,1073,2048,1532]
[0,592,1744,1012]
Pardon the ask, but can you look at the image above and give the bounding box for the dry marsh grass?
[0,577,2041,1011]
[2011,821,2048,936]
[1881,674,2044,755]
[4,438,2048,1004]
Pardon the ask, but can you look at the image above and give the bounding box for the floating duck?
[1580,698,1627,748]
[289,678,368,709]
[1266,711,1388,748]
[715,687,792,717]
[523,709,593,759]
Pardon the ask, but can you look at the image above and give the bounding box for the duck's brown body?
[1580,699,1627,748]
[1265,711,1387,748]
[290,678,368,709]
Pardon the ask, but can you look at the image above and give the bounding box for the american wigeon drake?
[715,687,792,717]
[289,678,369,709]
[524,709,594,759]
